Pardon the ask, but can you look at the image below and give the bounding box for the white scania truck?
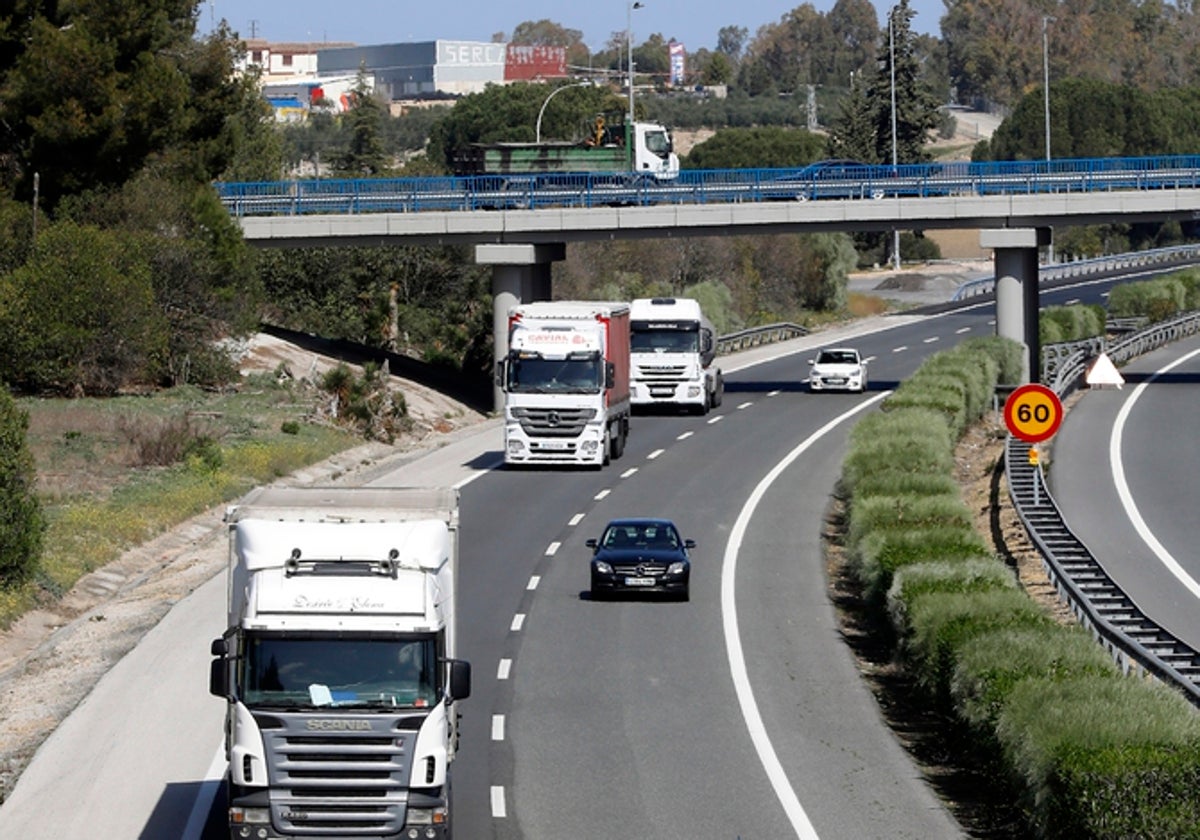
[496,301,631,468]
[629,297,724,414]
[209,486,470,840]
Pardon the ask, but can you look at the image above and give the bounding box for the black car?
[586,518,693,601]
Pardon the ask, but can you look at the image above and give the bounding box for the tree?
[0,221,170,395]
[683,126,825,169]
[827,77,877,161]
[509,19,591,68]
[864,0,941,164]
[333,67,390,177]
[716,25,749,60]
[0,384,43,588]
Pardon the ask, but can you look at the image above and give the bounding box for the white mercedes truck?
[496,301,631,468]
[629,297,724,414]
[209,486,470,840]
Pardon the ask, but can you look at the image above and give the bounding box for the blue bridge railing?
[216,155,1200,217]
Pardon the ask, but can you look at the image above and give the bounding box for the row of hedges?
[1107,269,1200,323]
[840,335,1200,838]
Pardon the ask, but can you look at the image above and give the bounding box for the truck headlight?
[580,440,599,455]
[406,806,447,824]
[507,439,525,455]
[687,386,701,397]
[230,806,270,824]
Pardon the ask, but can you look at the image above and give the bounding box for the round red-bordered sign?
[1003,383,1064,443]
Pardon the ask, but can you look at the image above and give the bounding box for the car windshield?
[239,635,438,710]
[602,522,680,549]
[817,350,858,365]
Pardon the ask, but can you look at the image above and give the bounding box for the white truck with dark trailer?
[629,297,724,414]
[209,486,470,840]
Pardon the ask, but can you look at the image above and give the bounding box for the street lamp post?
[889,6,901,271]
[536,81,596,143]
[1043,16,1054,162]
[627,1,643,131]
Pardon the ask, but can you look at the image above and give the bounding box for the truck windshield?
[630,326,699,354]
[239,636,439,709]
[508,355,602,393]
[644,129,672,157]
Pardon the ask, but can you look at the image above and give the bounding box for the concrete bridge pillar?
[980,228,1051,384]
[475,243,566,412]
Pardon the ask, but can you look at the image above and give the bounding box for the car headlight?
[667,562,686,575]
[594,561,613,574]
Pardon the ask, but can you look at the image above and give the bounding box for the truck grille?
[512,406,594,437]
[256,712,419,836]
[635,363,688,382]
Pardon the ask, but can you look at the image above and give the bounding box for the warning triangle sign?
[1086,352,1124,389]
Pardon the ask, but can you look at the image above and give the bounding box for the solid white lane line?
[182,744,227,840]
[1110,347,1200,599]
[722,390,889,840]
[497,659,512,680]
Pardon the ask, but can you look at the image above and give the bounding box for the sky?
[197,0,944,52]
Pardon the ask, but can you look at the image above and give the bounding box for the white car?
[808,347,868,393]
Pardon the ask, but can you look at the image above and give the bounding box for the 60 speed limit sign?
[1003,383,1064,443]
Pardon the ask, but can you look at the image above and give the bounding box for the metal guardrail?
[1007,312,1200,704]
[715,323,808,355]
[217,154,1200,217]
[951,243,1200,301]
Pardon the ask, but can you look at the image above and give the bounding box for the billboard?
[669,42,686,87]
[505,44,568,80]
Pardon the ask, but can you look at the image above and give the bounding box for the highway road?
[1047,332,1200,652]
[0,273,1176,839]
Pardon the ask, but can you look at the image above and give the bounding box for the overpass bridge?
[220,156,1200,405]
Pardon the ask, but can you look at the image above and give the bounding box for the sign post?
[1004,384,1063,506]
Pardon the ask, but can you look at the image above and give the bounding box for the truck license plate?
[624,577,655,586]
[536,441,572,450]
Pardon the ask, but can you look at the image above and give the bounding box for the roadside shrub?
[848,493,974,546]
[1107,276,1188,321]
[951,625,1118,734]
[853,524,992,601]
[902,588,1056,703]
[882,385,968,437]
[887,557,1016,631]
[849,470,960,500]
[997,677,1200,838]
[959,336,1024,386]
[1040,304,1106,343]
[0,387,44,588]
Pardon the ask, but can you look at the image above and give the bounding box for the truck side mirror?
[448,660,471,701]
[605,361,615,389]
[494,360,506,388]
[210,657,229,698]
